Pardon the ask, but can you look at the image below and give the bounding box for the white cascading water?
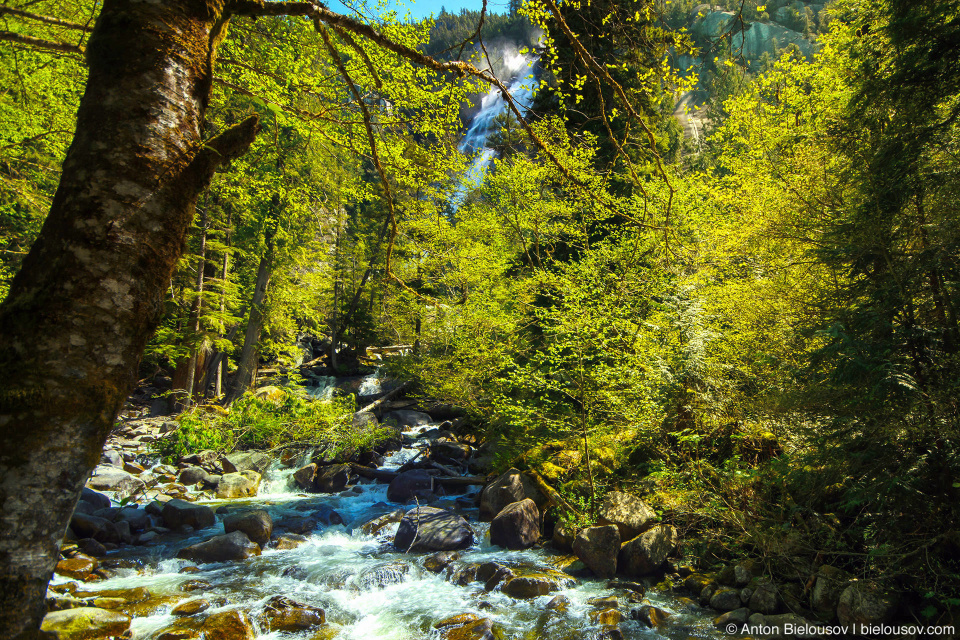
[459,50,537,187]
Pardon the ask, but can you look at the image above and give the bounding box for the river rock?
[501,574,563,599]
[311,503,343,525]
[41,607,131,640]
[433,441,472,461]
[222,451,273,475]
[479,468,546,521]
[552,521,575,551]
[359,509,405,535]
[202,609,256,640]
[260,595,325,632]
[633,604,672,627]
[710,587,742,611]
[438,616,499,640]
[69,513,111,541]
[489,498,539,550]
[55,556,98,581]
[384,409,432,427]
[176,530,261,563]
[387,469,434,503]
[115,506,150,531]
[713,607,750,629]
[80,487,112,510]
[314,463,351,493]
[424,550,461,573]
[86,466,145,499]
[837,581,898,626]
[100,449,123,467]
[77,538,107,558]
[216,470,261,499]
[161,499,215,530]
[811,565,851,616]
[597,491,657,539]
[176,465,208,486]
[748,581,779,614]
[355,561,413,590]
[293,463,317,490]
[273,515,317,534]
[224,509,272,546]
[171,598,210,616]
[572,524,620,578]
[394,506,474,551]
[272,533,308,550]
[618,524,677,576]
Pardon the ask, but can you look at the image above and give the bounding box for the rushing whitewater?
[459,50,537,186]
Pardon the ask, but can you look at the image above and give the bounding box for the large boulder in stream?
[216,470,261,499]
[177,530,261,563]
[489,499,540,550]
[224,509,273,546]
[618,524,678,576]
[293,463,317,490]
[478,468,545,521]
[597,491,657,539]
[161,499,215,530]
[394,506,474,552]
[86,466,145,500]
[41,607,131,640]
[573,525,621,578]
[314,463,351,493]
[222,451,273,475]
[387,469,434,503]
[384,409,432,427]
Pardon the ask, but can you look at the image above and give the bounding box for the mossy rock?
[41,608,131,640]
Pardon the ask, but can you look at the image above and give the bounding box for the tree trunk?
[224,248,272,406]
[0,2,260,637]
[177,212,208,410]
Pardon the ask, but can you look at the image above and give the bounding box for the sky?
[325,0,513,21]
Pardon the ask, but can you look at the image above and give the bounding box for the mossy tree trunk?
[0,1,260,637]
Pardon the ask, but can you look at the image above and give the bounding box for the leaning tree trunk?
[224,249,272,406]
[0,2,260,637]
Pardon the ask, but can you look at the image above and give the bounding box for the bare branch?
[0,30,83,54]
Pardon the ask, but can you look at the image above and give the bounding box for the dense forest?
[0,0,958,638]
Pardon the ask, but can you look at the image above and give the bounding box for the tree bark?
[0,2,260,637]
[224,244,273,406]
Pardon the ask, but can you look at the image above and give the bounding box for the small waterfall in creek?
[459,50,537,189]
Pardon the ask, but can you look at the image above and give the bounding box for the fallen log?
[357,381,409,414]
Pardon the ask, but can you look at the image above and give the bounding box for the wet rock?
[590,608,624,625]
[811,565,851,617]
[224,509,272,546]
[261,595,325,632]
[446,562,479,586]
[55,556,98,581]
[384,409,432,427]
[114,506,150,532]
[274,515,318,535]
[684,573,716,594]
[387,469,434,503]
[433,441,472,461]
[394,506,474,551]
[177,465,208,486]
[101,449,123,467]
[490,498,539,550]
[438,616,500,640]
[551,521,575,551]
[315,463,351,493]
[76,538,107,558]
[711,587,742,611]
[179,579,212,592]
[222,451,273,475]
[162,499,215,530]
[501,575,562,599]
[293,463,318,490]
[359,509,405,535]
[713,607,750,629]
[748,582,779,614]
[598,491,657,539]
[617,524,678,576]
[216,470,261,499]
[435,613,482,629]
[86,466,145,499]
[633,604,672,628]
[312,504,343,525]
[40,607,131,640]
[176,531,261,563]
[272,533,308,550]
[80,487,112,510]
[478,468,545,521]
[69,513,111,542]
[475,562,513,591]
[201,609,256,640]
[608,579,645,594]
[837,581,898,627]
[355,561,413,590]
[172,598,210,616]
[424,550,461,573]
[546,595,570,611]
[573,524,620,578]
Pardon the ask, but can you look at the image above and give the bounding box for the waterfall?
[458,50,537,187]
